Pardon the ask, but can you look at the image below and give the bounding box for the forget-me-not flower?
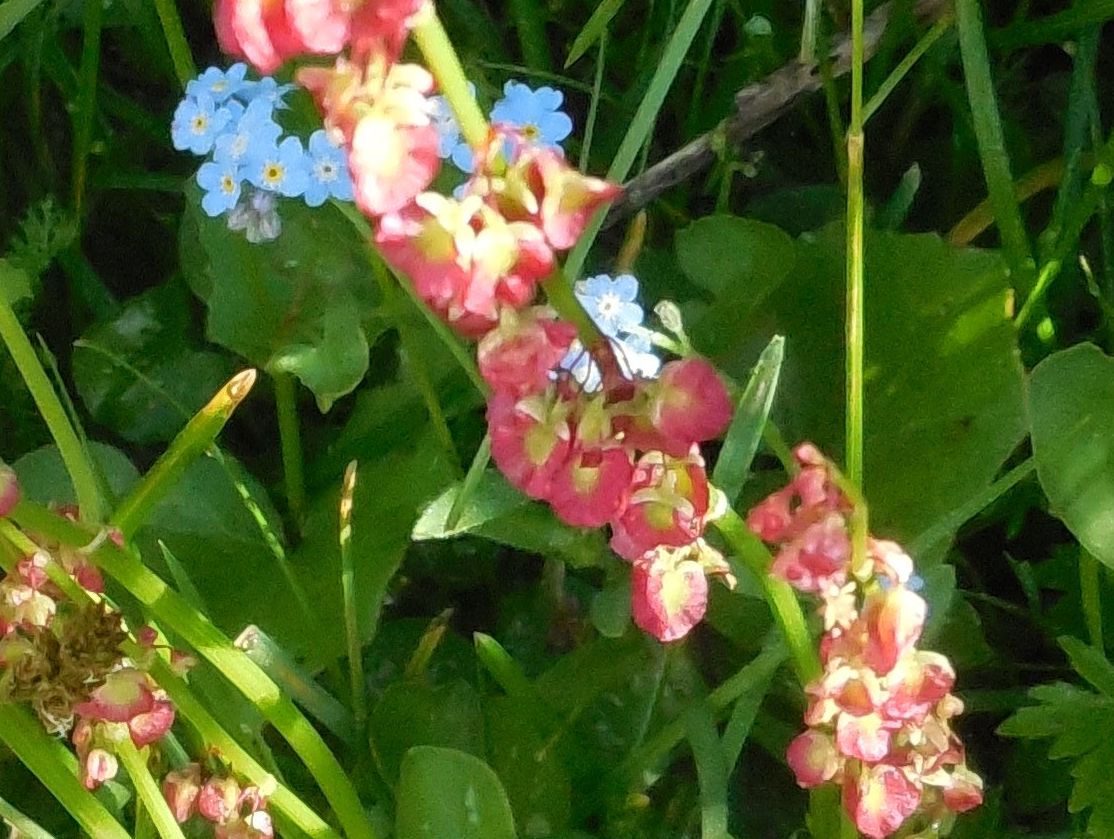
[557,273,661,391]
[213,98,282,168]
[171,94,232,155]
[246,136,310,197]
[430,83,475,160]
[196,159,243,217]
[227,189,282,243]
[575,274,644,338]
[303,130,353,207]
[239,76,297,108]
[490,81,573,148]
[186,63,248,103]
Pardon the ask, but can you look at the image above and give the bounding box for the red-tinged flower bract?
[749,442,983,837]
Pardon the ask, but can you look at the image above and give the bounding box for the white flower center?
[315,161,337,183]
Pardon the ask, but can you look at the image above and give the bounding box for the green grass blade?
[566,0,627,68]
[712,335,784,506]
[0,0,45,42]
[445,433,492,530]
[339,461,368,724]
[0,705,130,839]
[0,794,55,839]
[993,0,1114,50]
[508,0,552,70]
[955,0,1035,290]
[72,0,103,215]
[115,740,187,839]
[719,644,781,772]
[684,704,731,839]
[151,0,197,86]
[564,0,718,280]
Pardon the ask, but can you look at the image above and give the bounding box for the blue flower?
[171,94,232,155]
[558,334,661,392]
[227,188,282,243]
[575,274,645,338]
[239,76,296,109]
[186,64,248,103]
[490,81,573,148]
[430,83,476,161]
[197,159,243,217]
[213,99,282,168]
[245,136,310,197]
[450,142,475,174]
[302,130,353,207]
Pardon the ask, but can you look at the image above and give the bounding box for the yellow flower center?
[263,163,284,185]
[220,175,236,195]
[522,123,540,141]
[191,114,208,135]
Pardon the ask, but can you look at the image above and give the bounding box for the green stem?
[799,0,822,63]
[845,0,868,574]
[411,12,488,149]
[862,13,954,124]
[9,502,377,839]
[72,0,103,215]
[580,29,607,173]
[955,0,1035,290]
[713,510,821,685]
[0,705,130,839]
[112,370,257,538]
[1081,551,1104,655]
[340,462,368,725]
[116,740,187,839]
[274,372,307,525]
[445,433,492,531]
[151,0,197,87]
[0,290,103,521]
[1014,259,1063,328]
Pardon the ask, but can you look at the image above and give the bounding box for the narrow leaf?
[565,0,627,67]
[712,335,784,504]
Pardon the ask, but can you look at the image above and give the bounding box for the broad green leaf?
[73,283,235,444]
[712,334,784,504]
[414,470,610,567]
[396,746,518,839]
[1029,343,1114,570]
[565,0,627,67]
[371,680,485,784]
[279,437,454,662]
[589,576,631,638]
[485,696,572,837]
[692,221,1026,548]
[0,259,31,305]
[677,216,795,298]
[14,442,138,506]
[0,0,45,42]
[1060,635,1114,698]
[179,188,381,412]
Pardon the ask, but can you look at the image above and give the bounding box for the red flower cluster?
[217,1,734,641]
[748,444,983,838]
[163,762,274,838]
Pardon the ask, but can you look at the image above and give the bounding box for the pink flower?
[199,776,243,823]
[376,193,552,335]
[74,668,155,723]
[835,711,893,762]
[351,117,440,216]
[882,651,955,723]
[842,763,921,839]
[465,133,621,251]
[546,446,633,528]
[164,764,203,823]
[609,450,710,561]
[940,765,984,812]
[83,748,119,791]
[631,547,709,642]
[478,308,577,397]
[786,730,841,787]
[488,390,573,499]
[128,697,176,747]
[769,514,851,593]
[214,0,294,75]
[861,586,926,675]
[647,358,733,448]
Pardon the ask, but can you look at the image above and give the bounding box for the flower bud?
[163,763,203,823]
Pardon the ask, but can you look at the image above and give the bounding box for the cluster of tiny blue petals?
[172,65,354,241]
[432,80,574,175]
[559,274,662,392]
